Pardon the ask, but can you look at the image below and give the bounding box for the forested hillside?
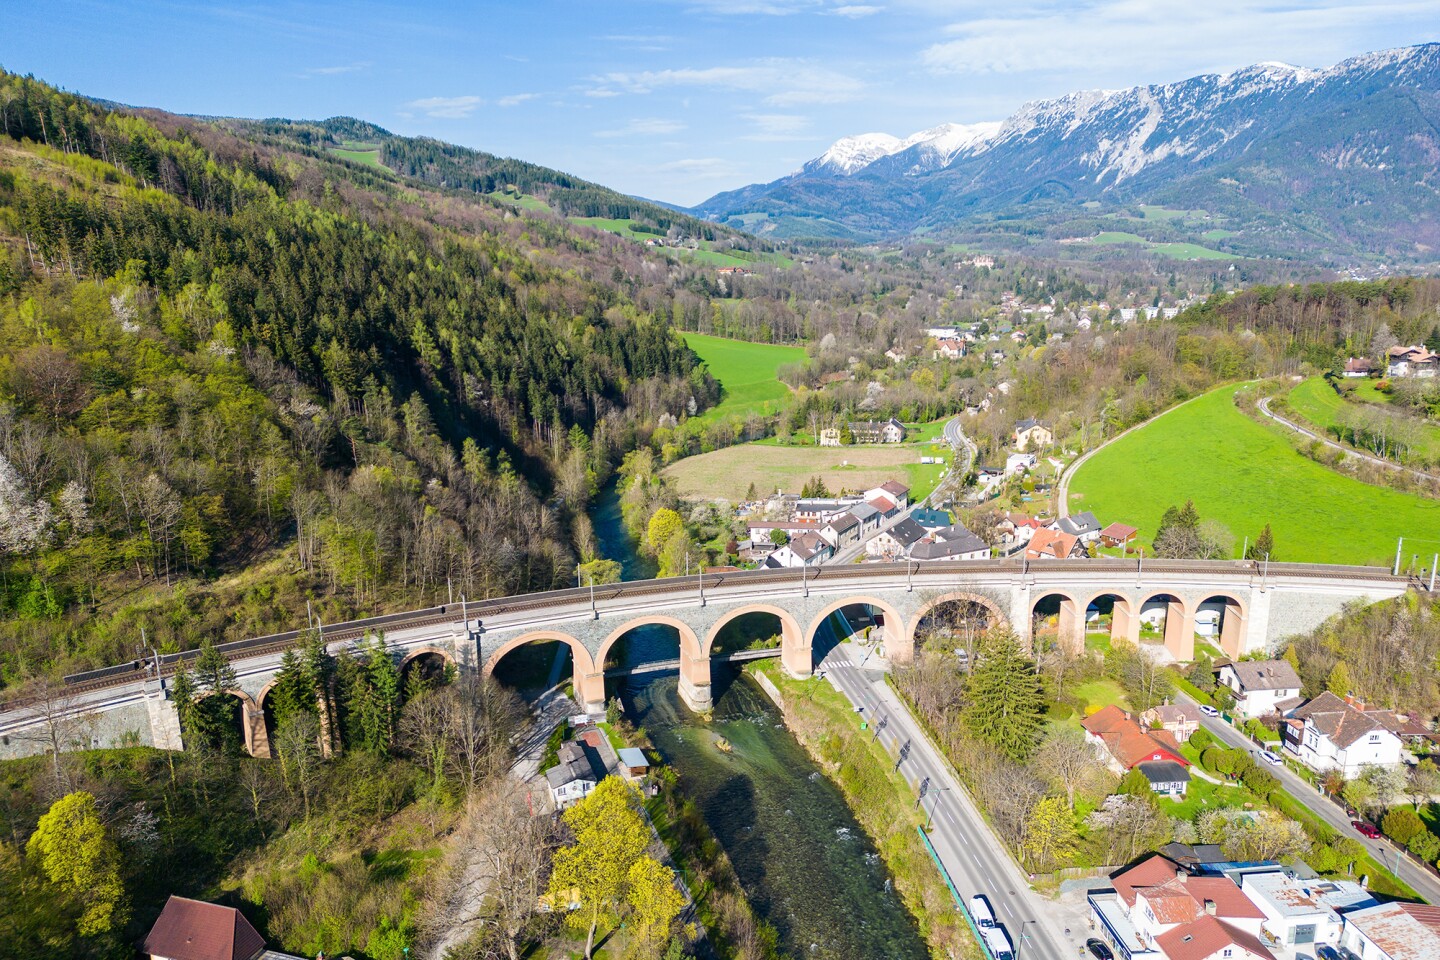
[0,72,714,689]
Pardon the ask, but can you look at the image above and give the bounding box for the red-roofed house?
[1089,856,1272,960]
[1025,527,1085,560]
[1082,706,1189,785]
[142,896,299,960]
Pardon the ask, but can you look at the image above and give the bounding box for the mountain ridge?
[693,42,1440,264]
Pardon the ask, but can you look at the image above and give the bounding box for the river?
[592,482,929,960]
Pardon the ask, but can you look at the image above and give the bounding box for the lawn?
[663,441,946,502]
[1287,378,1440,461]
[487,190,552,213]
[1071,679,1131,714]
[1069,384,1440,565]
[683,332,806,422]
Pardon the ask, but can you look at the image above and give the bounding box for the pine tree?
[1327,661,1352,698]
[1246,523,1275,561]
[961,631,1047,763]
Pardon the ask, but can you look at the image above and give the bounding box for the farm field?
[683,333,805,422]
[663,441,949,502]
[572,216,794,268]
[1287,378,1440,461]
[1068,384,1440,565]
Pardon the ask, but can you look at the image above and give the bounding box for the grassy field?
[1090,231,1237,261]
[329,142,385,169]
[664,441,948,502]
[684,332,805,422]
[487,190,552,213]
[1068,384,1440,565]
[1288,377,1440,461]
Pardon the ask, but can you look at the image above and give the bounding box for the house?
[934,338,965,360]
[1216,661,1303,719]
[794,498,862,524]
[820,512,862,548]
[617,747,650,780]
[866,517,928,558]
[766,531,834,568]
[1142,703,1202,742]
[998,512,1046,545]
[1343,357,1374,378]
[848,502,882,535]
[865,480,911,511]
[1341,901,1440,960]
[975,465,1006,489]
[1005,452,1037,476]
[850,418,907,443]
[1025,528,1086,560]
[910,507,952,531]
[1239,871,1374,953]
[1280,692,1406,778]
[142,896,294,960]
[745,520,821,543]
[908,525,990,561]
[867,494,900,519]
[547,741,601,808]
[1053,511,1102,544]
[819,427,841,446]
[1101,522,1140,548]
[1387,345,1440,378]
[1137,760,1191,797]
[884,348,907,364]
[1013,418,1053,451]
[1082,706,1190,778]
[1088,855,1270,960]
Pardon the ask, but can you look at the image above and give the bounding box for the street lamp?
[924,785,951,830]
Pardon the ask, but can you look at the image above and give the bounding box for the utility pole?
[1430,554,1437,592]
[1394,536,1405,576]
[699,563,705,607]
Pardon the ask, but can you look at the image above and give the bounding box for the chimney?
[1176,868,1186,882]
[1204,899,1217,916]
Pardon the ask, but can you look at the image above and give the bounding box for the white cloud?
[402,95,484,119]
[300,60,371,78]
[497,93,541,108]
[831,4,883,16]
[653,157,740,179]
[596,117,690,138]
[741,113,813,141]
[598,61,864,105]
[584,88,622,98]
[920,1,1440,76]
[676,0,824,13]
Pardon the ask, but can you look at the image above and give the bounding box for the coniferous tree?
[961,630,1047,763]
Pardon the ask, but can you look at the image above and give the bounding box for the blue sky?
[5,1,1439,205]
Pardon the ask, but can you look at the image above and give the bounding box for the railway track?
[3,558,1407,710]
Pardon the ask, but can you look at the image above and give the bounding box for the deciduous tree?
[25,791,127,936]
[548,777,650,959]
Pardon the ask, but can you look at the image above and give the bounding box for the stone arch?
[804,595,906,670]
[400,645,457,690]
[907,590,1008,656]
[483,630,601,711]
[1081,590,1140,648]
[196,688,269,759]
[1031,590,1084,655]
[1197,593,1249,660]
[1139,592,1197,662]
[595,614,712,710]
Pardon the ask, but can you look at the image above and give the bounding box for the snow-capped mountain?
[804,122,1002,177]
[692,43,1440,262]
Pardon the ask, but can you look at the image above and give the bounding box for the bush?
[1382,808,1426,846]
[1188,728,1215,752]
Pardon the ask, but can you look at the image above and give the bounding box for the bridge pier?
[679,675,713,712]
[1161,599,1196,662]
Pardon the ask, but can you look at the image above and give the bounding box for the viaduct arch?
[0,559,1411,759]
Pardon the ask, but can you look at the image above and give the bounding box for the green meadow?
[1069,384,1440,565]
[683,333,806,422]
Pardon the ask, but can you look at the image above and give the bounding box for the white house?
[1280,692,1406,778]
[1005,452,1037,476]
[864,481,910,511]
[866,517,927,558]
[820,513,862,549]
[1216,661,1303,719]
[1387,345,1439,379]
[908,525,990,561]
[1013,418,1053,451]
[547,742,600,809]
[1052,511,1102,545]
[848,502,882,536]
[1341,901,1440,960]
[765,531,834,568]
[1240,871,1373,952]
[1087,855,1269,960]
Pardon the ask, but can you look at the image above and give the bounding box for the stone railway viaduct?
[0,559,1411,760]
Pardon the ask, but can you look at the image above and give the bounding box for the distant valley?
[692,43,1440,267]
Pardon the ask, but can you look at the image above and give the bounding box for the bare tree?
[1034,726,1105,810]
[274,712,321,820]
[8,675,93,792]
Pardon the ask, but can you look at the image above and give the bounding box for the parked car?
[1315,944,1342,960]
[1199,704,1219,717]
[1260,749,1283,766]
[1086,938,1114,960]
[1352,819,1381,839]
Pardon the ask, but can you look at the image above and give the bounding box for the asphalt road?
[816,615,1080,959]
[1176,691,1440,903]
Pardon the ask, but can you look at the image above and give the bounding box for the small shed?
[1137,759,1190,797]
[617,747,650,779]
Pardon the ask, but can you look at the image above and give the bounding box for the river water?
[592,482,929,960]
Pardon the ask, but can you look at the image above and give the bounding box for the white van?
[969,894,995,929]
[983,926,1014,960]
